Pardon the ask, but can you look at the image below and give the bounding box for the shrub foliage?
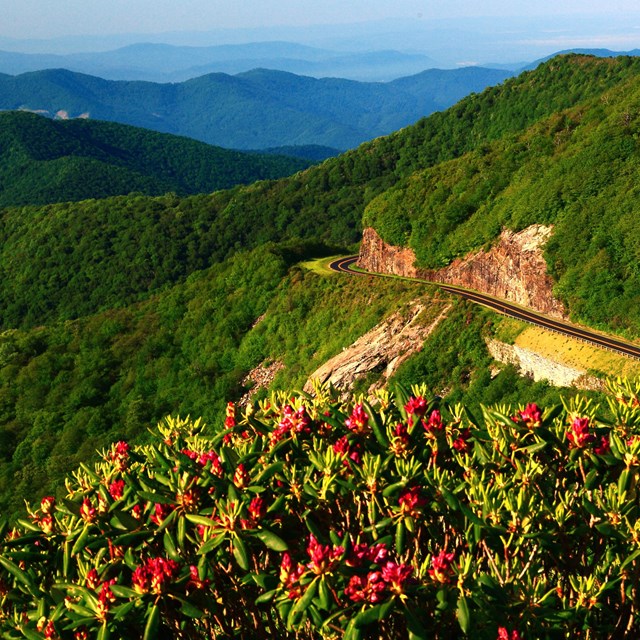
[1,378,640,638]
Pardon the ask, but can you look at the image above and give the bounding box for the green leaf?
[197,533,228,555]
[395,520,405,555]
[19,627,46,640]
[0,555,36,594]
[177,598,205,619]
[460,503,485,528]
[255,588,277,605]
[254,461,284,485]
[253,529,288,551]
[404,606,428,640]
[138,492,176,505]
[110,509,141,531]
[354,604,382,627]
[619,469,630,495]
[111,600,136,620]
[457,595,470,633]
[233,535,250,571]
[362,399,388,448]
[318,577,331,611]
[97,621,111,640]
[393,384,411,420]
[522,441,547,454]
[185,514,216,527]
[109,585,139,598]
[440,486,459,511]
[163,529,180,561]
[287,577,318,629]
[143,604,160,640]
[382,481,407,497]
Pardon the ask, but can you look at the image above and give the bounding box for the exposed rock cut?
[486,339,606,392]
[304,301,450,397]
[358,226,567,319]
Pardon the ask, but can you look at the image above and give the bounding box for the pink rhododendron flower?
[423,410,444,436]
[150,503,174,526]
[187,565,211,591]
[452,428,472,453]
[248,496,266,522]
[40,496,56,514]
[108,479,125,500]
[567,417,596,449]
[234,463,250,489]
[333,436,362,465]
[404,396,428,426]
[345,571,386,603]
[398,486,427,518]
[85,568,100,590]
[110,441,130,471]
[498,627,522,640]
[132,557,180,595]
[428,550,456,584]
[306,534,344,575]
[80,498,96,523]
[345,404,369,435]
[279,552,305,599]
[518,403,542,428]
[594,435,611,455]
[347,541,388,567]
[381,561,414,594]
[269,405,312,444]
[225,401,236,428]
[37,514,55,535]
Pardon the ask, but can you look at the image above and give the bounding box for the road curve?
[329,255,640,361]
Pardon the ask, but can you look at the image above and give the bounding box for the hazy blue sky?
[5,0,640,39]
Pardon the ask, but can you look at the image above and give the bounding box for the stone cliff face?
[303,301,450,397]
[358,226,567,319]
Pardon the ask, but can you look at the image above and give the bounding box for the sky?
[4,0,640,40]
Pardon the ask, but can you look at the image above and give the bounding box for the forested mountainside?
[1,54,640,514]
[0,66,510,150]
[0,111,309,206]
[363,55,640,334]
[2,55,637,331]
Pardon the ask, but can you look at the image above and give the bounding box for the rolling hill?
[0,66,511,150]
[0,111,310,206]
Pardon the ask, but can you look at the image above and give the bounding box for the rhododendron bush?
[1,378,640,639]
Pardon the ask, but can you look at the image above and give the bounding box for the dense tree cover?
[2,380,640,638]
[0,111,310,207]
[3,55,635,330]
[363,56,640,334]
[0,245,427,514]
[0,240,590,518]
[0,66,511,150]
[1,53,639,519]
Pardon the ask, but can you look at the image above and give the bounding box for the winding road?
[328,256,640,361]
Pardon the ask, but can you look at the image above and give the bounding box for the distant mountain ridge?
[0,66,511,150]
[0,41,438,83]
[0,111,310,206]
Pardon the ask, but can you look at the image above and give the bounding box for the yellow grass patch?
[514,325,640,378]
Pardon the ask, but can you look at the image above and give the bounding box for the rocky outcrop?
[486,339,606,391]
[304,301,451,397]
[239,360,285,406]
[358,226,567,319]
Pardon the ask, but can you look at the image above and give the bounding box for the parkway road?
[329,256,640,361]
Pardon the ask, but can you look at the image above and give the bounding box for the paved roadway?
[328,256,640,360]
